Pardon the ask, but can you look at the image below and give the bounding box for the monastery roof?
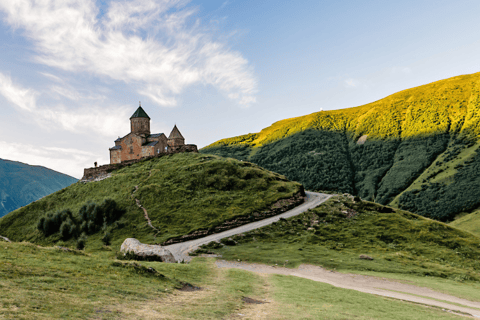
[110,145,122,150]
[145,141,158,147]
[149,133,165,138]
[130,106,150,119]
[168,125,184,139]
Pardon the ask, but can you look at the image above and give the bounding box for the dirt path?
[216,260,480,318]
[133,185,160,235]
[164,191,332,262]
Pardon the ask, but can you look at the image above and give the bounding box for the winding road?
[164,191,331,262]
[162,191,480,318]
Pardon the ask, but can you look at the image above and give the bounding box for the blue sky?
[1,0,480,178]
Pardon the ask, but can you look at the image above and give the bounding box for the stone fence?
[82,144,198,181]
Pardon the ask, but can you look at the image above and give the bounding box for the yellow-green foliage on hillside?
[207,72,480,148]
[202,72,480,221]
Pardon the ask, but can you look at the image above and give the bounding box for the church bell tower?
[130,102,150,135]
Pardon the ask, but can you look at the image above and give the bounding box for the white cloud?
[0,141,100,178]
[49,85,81,101]
[0,0,257,107]
[0,72,129,137]
[0,73,37,111]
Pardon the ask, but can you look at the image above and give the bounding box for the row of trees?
[37,199,124,246]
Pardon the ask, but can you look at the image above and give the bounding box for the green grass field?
[268,275,465,319]
[0,241,467,319]
[0,153,302,248]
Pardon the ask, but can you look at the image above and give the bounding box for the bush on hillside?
[76,233,87,250]
[37,199,125,239]
[37,209,75,237]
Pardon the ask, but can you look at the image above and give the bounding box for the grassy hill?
[0,159,77,217]
[197,195,480,282]
[201,71,480,221]
[0,153,302,248]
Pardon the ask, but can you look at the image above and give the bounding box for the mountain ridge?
[0,158,78,217]
[201,71,480,222]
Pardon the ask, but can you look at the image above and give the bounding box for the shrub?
[76,233,87,250]
[37,217,45,233]
[101,230,111,246]
[37,199,124,239]
[60,220,72,240]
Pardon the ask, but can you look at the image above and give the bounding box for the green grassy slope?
[450,209,480,237]
[0,153,302,247]
[0,242,465,319]
[0,159,77,217]
[201,72,480,221]
[0,242,267,319]
[198,195,480,282]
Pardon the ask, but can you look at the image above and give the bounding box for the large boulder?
[120,238,176,263]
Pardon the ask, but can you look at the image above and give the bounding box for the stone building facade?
[109,105,192,164]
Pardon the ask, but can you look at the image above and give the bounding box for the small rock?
[56,246,73,252]
[120,238,176,263]
[359,254,374,260]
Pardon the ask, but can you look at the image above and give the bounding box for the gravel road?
[164,191,331,262]
[216,260,480,318]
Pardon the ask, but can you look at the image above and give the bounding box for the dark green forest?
[202,130,480,222]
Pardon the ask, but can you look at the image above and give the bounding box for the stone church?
[109,104,192,164]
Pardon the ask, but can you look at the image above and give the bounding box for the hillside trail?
[132,185,160,236]
[216,260,480,318]
[164,191,332,262]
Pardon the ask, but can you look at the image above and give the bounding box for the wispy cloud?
[0,72,129,137]
[0,0,257,106]
[0,141,99,178]
[0,73,37,112]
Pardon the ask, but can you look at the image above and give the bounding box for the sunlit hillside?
[202,72,480,222]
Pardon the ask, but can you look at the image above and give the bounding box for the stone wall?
[83,144,198,181]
